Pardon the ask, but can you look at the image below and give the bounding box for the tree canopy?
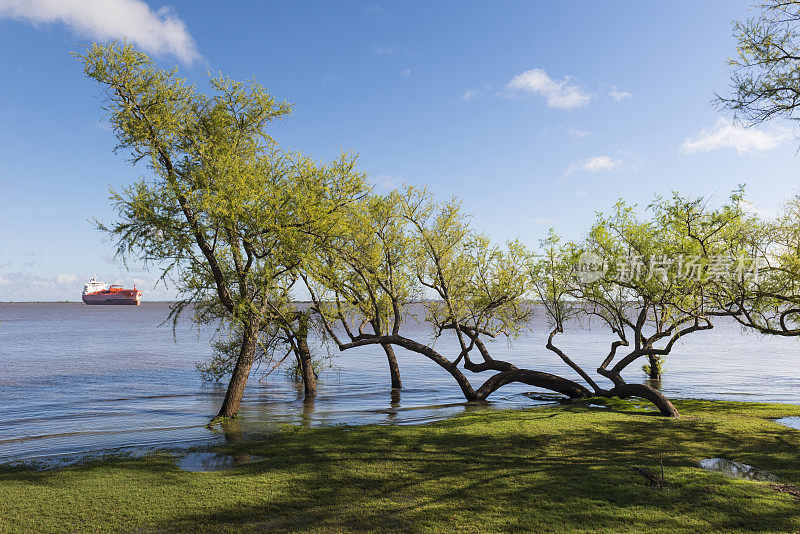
[718,0,800,127]
[79,38,800,421]
[79,42,367,420]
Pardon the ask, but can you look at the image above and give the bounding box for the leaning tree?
[709,191,800,336]
[531,194,755,417]
[79,42,367,421]
[306,187,762,416]
[304,191,416,390]
[198,295,326,399]
[305,187,594,405]
[713,0,800,338]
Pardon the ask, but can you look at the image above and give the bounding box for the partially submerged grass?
[2,398,800,533]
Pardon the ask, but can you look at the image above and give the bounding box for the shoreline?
[4,396,800,471]
[3,398,800,532]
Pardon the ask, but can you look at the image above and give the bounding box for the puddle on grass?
[522,393,567,404]
[177,452,266,472]
[775,417,800,430]
[698,458,779,482]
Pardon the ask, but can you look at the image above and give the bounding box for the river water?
[1,302,799,464]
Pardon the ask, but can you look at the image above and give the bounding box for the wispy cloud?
[506,68,591,109]
[682,118,792,155]
[0,0,200,63]
[740,199,775,218]
[568,155,620,175]
[561,152,645,183]
[609,87,633,102]
[375,174,404,191]
[400,68,412,78]
[462,88,479,101]
[373,44,407,56]
[55,273,80,285]
[566,128,590,139]
[461,85,494,102]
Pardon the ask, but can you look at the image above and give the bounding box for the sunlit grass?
[2,399,800,533]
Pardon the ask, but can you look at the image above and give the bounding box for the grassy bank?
[2,399,800,533]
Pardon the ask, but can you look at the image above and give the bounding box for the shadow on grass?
[151,404,800,532]
[3,401,800,532]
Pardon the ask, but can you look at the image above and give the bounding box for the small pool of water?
[698,458,778,482]
[176,452,267,472]
[775,417,800,430]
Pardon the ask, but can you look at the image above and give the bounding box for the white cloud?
[460,85,497,102]
[570,155,620,175]
[0,0,199,63]
[401,68,412,78]
[376,174,403,191]
[566,128,590,138]
[609,87,633,102]
[681,118,792,156]
[561,152,645,182]
[577,189,587,196]
[373,44,404,56]
[740,199,775,218]
[506,68,591,109]
[462,88,479,101]
[56,273,80,285]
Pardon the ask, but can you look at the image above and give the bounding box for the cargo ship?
[82,277,142,305]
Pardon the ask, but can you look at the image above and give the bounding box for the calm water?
[1,302,799,464]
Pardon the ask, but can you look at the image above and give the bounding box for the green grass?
[2,399,800,533]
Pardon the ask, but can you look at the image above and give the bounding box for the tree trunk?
[607,382,679,417]
[297,313,316,399]
[474,369,592,401]
[297,336,316,399]
[647,355,662,380]
[382,343,402,389]
[214,318,259,421]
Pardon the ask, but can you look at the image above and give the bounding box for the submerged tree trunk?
[474,369,592,401]
[646,355,662,381]
[295,312,317,399]
[297,336,316,399]
[214,318,259,421]
[382,343,402,389]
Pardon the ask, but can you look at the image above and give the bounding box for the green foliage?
[198,321,284,382]
[308,186,534,343]
[713,191,800,335]
[713,1,800,334]
[198,308,330,382]
[642,356,664,378]
[77,42,368,390]
[531,191,764,385]
[718,1,800,126]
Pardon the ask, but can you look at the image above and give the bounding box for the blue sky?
[1,0,798,301]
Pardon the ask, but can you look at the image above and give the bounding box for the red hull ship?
[82,277,142,305]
